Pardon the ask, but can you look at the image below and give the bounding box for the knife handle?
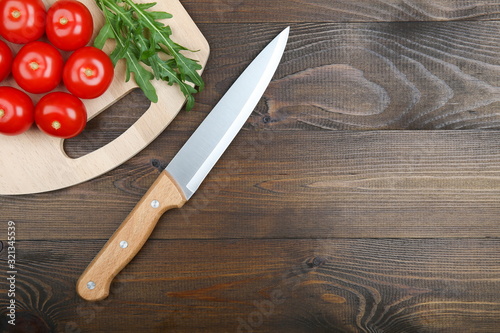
[76,171,187,301]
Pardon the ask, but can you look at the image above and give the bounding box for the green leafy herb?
[94,0,204,110]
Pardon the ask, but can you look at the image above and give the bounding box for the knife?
[76,27,290,301]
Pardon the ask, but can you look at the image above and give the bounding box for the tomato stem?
[84,68,94,77]
[0,109,4,119]
[52,121,61,130]
[11,10,21,19]
[29,62,40,70]
[59,17,69,25]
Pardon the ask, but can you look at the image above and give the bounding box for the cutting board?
[0,0,209,195]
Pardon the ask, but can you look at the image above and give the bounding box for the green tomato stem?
[52,121,61,130]
[29,62,40,70]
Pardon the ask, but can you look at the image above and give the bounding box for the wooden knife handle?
[76,171,187,301]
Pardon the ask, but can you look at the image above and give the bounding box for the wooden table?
[2,1,500,332]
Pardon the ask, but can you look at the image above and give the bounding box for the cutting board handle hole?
[64,88,151,159]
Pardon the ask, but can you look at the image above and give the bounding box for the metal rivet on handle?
[87,281,96,290]
[120,241,128,249]
[151,200,160,208]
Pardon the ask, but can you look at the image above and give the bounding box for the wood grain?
[189,22,500,131]
[4,130,500,240]
[183,0,500,23]
[1,239,499,332]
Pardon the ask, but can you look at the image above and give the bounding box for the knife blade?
[76,27,290,301]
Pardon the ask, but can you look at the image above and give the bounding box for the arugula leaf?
[124,0,204,89]
[94,0,204,110]
[147,55,198,110]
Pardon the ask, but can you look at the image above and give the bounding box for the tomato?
[0,0,46,44]
[12,41,64,94]
[0,39,13,82]
[0,86,34,135]
[35,92,87,138]
[63,46,114,99]
[46,0,93,51]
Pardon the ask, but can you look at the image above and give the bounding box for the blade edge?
[166,27,290,199]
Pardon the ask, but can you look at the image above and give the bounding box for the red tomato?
[63,46,114,99]
[0,86,34,135]
[46,0,94,51]
[0,0,46,44]
[0,39,13,82]
[35,92,87,138]
[12,41,64,94]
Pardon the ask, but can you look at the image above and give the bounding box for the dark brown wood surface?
[2,1,500,332]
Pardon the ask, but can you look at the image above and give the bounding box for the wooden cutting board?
[0,0,209,195]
